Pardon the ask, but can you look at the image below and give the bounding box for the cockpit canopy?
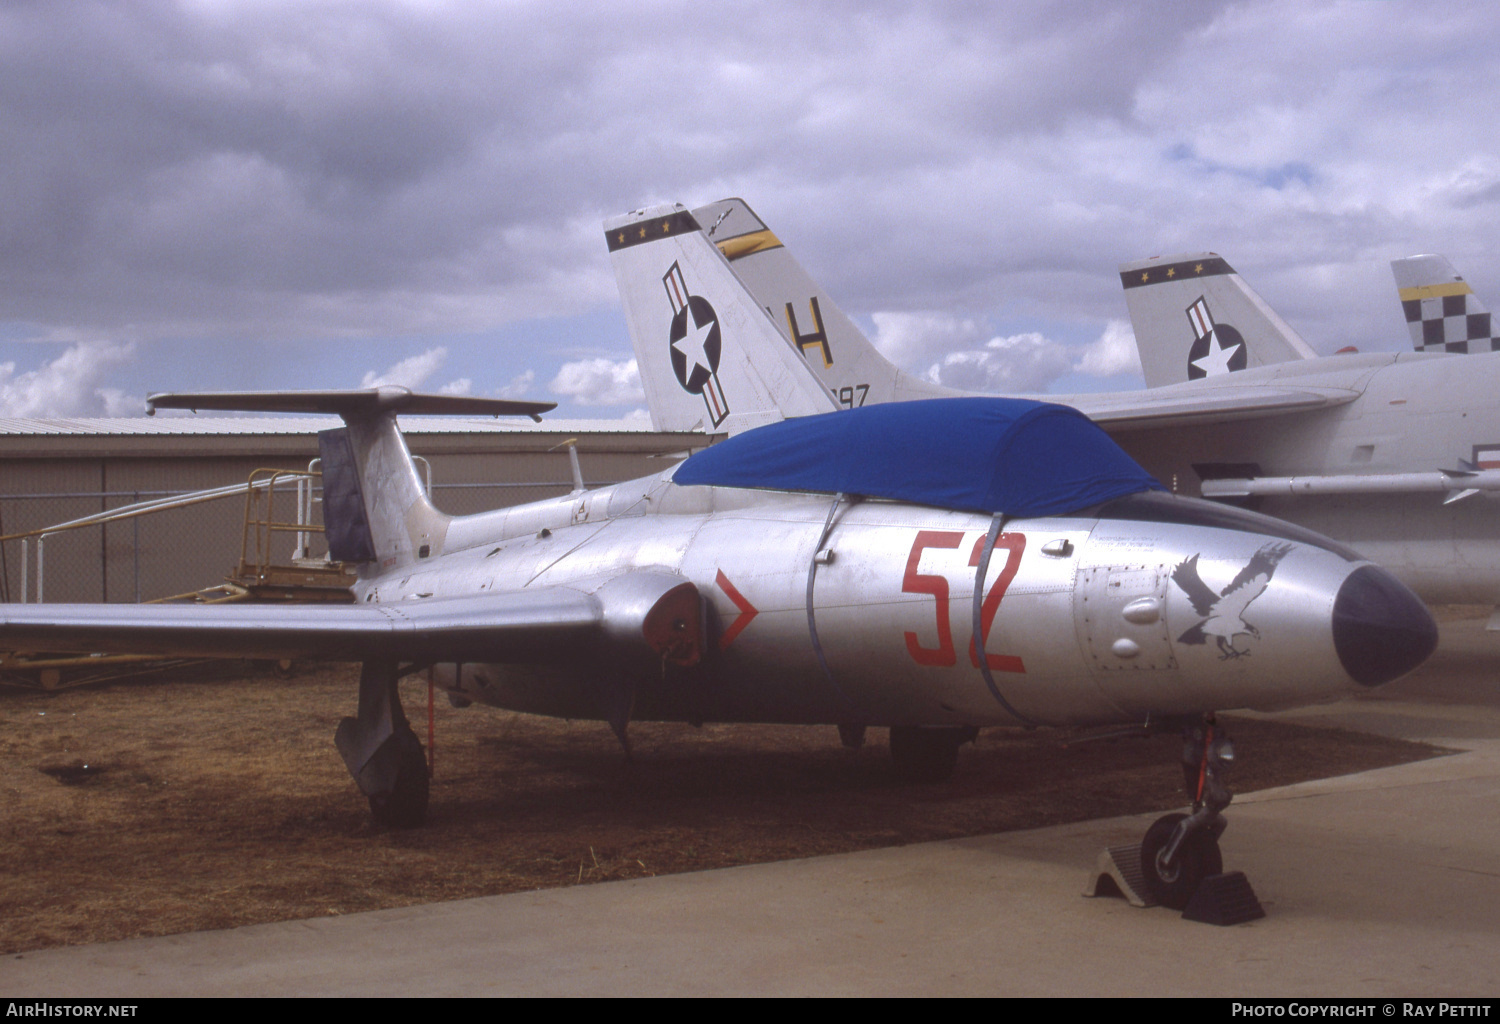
[673,397,1164,517]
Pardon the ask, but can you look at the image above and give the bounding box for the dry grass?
[0,663,1441,954]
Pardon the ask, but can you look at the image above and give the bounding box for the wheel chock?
[1181,871,1265,925]
[1083,844,1157,908]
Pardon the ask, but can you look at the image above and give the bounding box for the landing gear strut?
[1140,714,1232,910]
[335,660,431,828]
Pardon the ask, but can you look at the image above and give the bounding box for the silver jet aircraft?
[0,364,1437,907]
[612,200,1500,611]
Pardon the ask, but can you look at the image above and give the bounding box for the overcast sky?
[3,0,1499,419]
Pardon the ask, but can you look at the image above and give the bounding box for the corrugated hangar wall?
[0,419,702,604]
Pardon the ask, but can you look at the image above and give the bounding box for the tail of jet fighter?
[1392,254,1500,355]
[605,204,843,434]
[1119,254,1319,388]
[147,388,553,574]
[687,198,961,408]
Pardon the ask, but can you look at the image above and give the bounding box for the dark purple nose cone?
[1332,566,1438,687]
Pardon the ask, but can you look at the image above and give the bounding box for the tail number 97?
[835,384,869,408]
[901,530,1026,673]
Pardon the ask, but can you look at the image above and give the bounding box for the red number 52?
[901,530,1026,673]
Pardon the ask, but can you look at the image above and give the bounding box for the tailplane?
[146,387,552,573]
[1392,254,1500,355]
[606,204,839,434]
[1119,254,1318,387]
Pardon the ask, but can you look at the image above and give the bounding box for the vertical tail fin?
[1119,254,1318,388]
[1392,254,1500,354]
[605,204,838,434]
[690,198,959,407]
[319,415,448,572]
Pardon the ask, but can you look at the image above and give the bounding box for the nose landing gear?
[1140,714,1232,910]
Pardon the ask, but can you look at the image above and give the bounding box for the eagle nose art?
[1331,566,1438,687]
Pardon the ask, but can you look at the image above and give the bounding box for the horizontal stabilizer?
[147,386,555,421]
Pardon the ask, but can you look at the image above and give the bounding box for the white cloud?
[495,370,535,399]
[361,347,447,389]
[2,0,1500,406]
[360,346,475,395]
[548,357,642,407]
[922,332,1074,393]
[1074,319,1141,377]
[96,387,147,417]
[870,313,1141,393]
[0,342,138,417]
[870,312,984,367]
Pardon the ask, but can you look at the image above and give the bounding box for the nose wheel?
[1140,812,1224,910]
[1140,714,1233,910]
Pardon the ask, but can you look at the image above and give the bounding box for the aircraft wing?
[1072,383,1360,432]
[0,574,703,666]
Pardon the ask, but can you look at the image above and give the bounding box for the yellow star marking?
[1195,263,1204,274]
[638,227,647,239]
[1141,272,1149,283]
[616,233,625,245]
[663,222,672,234]
[1166,267,1176,278]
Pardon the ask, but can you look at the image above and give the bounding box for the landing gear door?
[1076,564,1178,674]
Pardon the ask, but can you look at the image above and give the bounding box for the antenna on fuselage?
[550,439,585,495]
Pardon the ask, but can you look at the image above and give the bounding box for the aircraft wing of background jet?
[1392,254,1500,355]
[1066,379,1357,430]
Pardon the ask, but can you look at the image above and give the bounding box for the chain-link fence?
[0,475,617,605]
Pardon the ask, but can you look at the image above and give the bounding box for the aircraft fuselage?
[357,473,1423,729]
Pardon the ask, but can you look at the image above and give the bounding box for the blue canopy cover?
[672,398,1163,518]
